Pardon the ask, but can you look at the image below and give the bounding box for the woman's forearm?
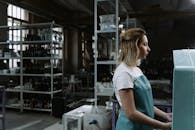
[154,106,167,119]
[127,109,167,129]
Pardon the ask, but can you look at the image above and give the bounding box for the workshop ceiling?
[2,0,195,28]
[2,0,195,51]
[1,0,94,26]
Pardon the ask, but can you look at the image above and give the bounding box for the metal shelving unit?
[0,22,64,112]
[94,0,119,106]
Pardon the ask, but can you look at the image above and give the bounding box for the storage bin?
[99,14,115,24]
[99,14,116,31]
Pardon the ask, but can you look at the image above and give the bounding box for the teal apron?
[116,75,154,130]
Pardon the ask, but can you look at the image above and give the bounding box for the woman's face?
[138,35,151,59]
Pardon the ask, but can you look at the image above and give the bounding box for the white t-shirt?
[112,62,143,106]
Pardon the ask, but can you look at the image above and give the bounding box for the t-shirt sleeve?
[115,71,134,91]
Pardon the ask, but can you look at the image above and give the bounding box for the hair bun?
[120,30,131,41]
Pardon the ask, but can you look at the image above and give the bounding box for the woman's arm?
[154,106,172,121]
[119,88,171,129]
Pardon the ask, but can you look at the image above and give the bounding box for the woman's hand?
[162,122,172,130]
[161,113,172,130]
[154,107,172,122]
[164,113,172,121]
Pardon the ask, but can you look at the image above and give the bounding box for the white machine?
[62,105,112,130]
[83,105,112,130]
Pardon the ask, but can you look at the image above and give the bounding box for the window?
[8,4,29,41]
[7,4,29,68]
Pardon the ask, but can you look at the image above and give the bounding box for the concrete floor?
[0,97,95,130]
[0,102,170,130]
[0,110,62,130]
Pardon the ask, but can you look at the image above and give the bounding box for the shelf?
[6,88,62,94]
[23,56,63,60]
[96,91,114,96]
[94,0,119,105]
[5,104,21,109]
[22,73,62,77]
[0,73,62,76]
[96,0,108,2]
[0,73,21,76]
[23,107,51,112]
[97,32,117,40]
[0,22,64,112]
[22,89,62,94]
[6,88,21,92]
[0,57,20,59]
[4,104,51,112]
[97,30,117,33]
[96,82,114,96]
[96,60,117,64]
[0,40,61,45]
[149,80,170,86]
[154,98,172,105]
[0,22,62,30]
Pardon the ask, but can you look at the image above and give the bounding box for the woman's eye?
[144,43,148,46]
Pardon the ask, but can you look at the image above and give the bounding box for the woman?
[112,28,172,130]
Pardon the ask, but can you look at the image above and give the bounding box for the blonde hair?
[118,28,146,66]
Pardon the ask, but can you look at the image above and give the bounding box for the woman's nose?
[148,46,151,52]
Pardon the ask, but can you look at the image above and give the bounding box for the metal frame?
[94,0,119,106]
[0,22,64,112]
[0,86,6,130]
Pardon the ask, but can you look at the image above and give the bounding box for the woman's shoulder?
[115,62,143,77]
